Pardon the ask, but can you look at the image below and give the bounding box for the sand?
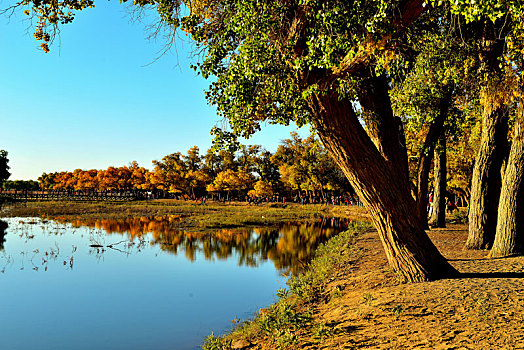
[294,224,524,349]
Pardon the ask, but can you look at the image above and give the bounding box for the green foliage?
[312,321,335,342]
[253,150,280,186]
[2,180,39,191]
[258,299,312,335]
[201,332,230,350]
[0,150,10,184]
[452,208,469,224]
[37,172,57,190]
[186,0,417,140]
[389,11,487,196]
[391,304,404,317]
[438,0,523,23]
[276,287,290,299]
[274,329,297,348]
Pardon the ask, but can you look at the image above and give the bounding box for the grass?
[391,304,404,317]
[363,293,375,306]
[201,221,373,349]
[474,293,491,316]
[312,321,335,342]
[0,200,369,231]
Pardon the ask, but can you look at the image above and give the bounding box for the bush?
[452,208,468,224]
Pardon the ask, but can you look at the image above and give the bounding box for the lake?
[0,216,349,350]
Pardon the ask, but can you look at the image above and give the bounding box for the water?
[0,216,349,350]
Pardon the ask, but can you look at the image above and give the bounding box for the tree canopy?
[33,135,353,200]
[0,150,10,184]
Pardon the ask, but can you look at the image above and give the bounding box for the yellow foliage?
[248,180,273,197]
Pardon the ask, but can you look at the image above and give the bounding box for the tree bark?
[357,73,410,183]
[414,85,453,226]
[465,106,508,249]
[309,91,457,282]
[489,103,524,258]
[465,22,510,250]
[429,134,447,228]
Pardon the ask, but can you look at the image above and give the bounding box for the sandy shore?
[291,224,524,349]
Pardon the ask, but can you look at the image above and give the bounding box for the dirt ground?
[293,224,524,349]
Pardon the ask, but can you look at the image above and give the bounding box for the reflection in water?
[51,216,351,274]
[0,216,356,349]
[0,219,7,250]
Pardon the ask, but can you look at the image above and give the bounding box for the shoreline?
[0,200,370,231]
[208,223,524,349]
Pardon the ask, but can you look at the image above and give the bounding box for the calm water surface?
[0,216,349,350]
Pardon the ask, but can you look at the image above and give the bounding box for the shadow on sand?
[456,272,524,279]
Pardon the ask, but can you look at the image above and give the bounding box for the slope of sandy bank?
[296,224,524,349]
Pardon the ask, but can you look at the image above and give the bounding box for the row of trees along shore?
[32,134,353,201]
[6,0,524,282]
[4,127,476,204]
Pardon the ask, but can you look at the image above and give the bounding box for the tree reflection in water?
[0,220,7,250]
[53,216,353,274]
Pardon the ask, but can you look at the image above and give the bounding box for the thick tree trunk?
[357,74,410,182]
[465,104,509,249]
[489,103,524,258]
[309,92,457,282]
[465,23,510,250]
[429,135,447,228]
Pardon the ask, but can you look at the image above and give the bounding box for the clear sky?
[0,2,308,180]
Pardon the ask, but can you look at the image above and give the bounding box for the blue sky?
[0,1,308,180]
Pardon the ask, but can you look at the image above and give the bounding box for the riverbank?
[0,200,369,231]
[206,223,524,349]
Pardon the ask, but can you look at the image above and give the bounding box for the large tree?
[465,20,511,250]
[463,4,524,252]
[487,16,524,257]
[489,100,524,257]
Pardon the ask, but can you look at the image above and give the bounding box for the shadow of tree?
[456,272,524,279]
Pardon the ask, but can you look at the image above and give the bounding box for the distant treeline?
[30,133,354,200]
[2,180,39,191]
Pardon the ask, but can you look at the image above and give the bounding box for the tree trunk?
[466,82,510,249]
[429,134,447,228]
[309,91,457,282]
[489,103,524,258]
[0,220,7,251]
[357,74,410,181]
[465,104,509,249]
[465,23,510,250]
[414,85,453,227]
